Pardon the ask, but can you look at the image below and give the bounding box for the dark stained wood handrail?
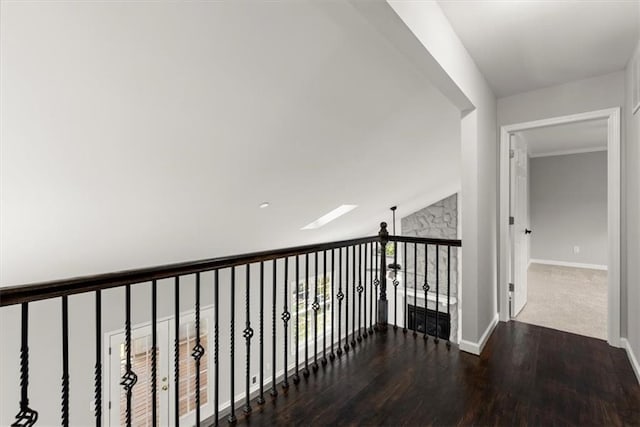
[0,234,462,307]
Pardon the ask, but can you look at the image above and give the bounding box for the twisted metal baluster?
[194,273,205,423]
[322,250,328,365]
[121,285,137,427]
[423,244,429,340]
[12,303,38,427]
[336,248,343,357]
[282,257,290,389]
[312,252,319,372]
[329,249,336,361]
[151,282,157,427]
[243,266,253,415]
[173,278,180,426]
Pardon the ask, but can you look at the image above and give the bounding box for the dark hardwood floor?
[231,322,640,426]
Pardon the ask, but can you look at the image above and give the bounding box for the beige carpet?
[515,263,607,340]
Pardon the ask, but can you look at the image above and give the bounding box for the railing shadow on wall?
[0,222,461,427]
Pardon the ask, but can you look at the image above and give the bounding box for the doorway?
[498,108,621,346]
[106,308,213,426]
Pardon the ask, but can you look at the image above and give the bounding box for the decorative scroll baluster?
[293,256,301,384]
[393,239,399,331]
[374,242,379,331]
[61,295,69,427]
[214,270,220,425]
[228,268,237,424]
[357,244,362,343]
[271,260,278,397]
[282,257,290,389]
[447,246,452,349]
[363,243,368,339]
[121,284,137,427]
[351,245,356,348]
[435,246,440,344]
[243,266,253,415]
[258,262,265,403]
[303,254,310,378]
[378,223,389,330]
[403,242,408,333]
[95,290,102,427]
[336,248,344,357]
[12,303,38,427]
[330,249,336,361]
[312,252,319,372]
[423,244,429,340]
[173,278,180,426]
[322,250,328,365]
[194,274,205,423]
[413,243,418,337]
[344,247,349,353]
[151,281,157,427]
[369,242,374,334]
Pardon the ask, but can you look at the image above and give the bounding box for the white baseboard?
[622,338,640,384]
[529,258,608,271]
[459,313,499,355]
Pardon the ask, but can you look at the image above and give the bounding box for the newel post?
[377,222,389,330]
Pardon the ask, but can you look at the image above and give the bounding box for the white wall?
[386,0,498,352]
[529,152,608,266]
[624,24,640,378]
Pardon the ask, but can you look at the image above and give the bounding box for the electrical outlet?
[252,375,257,384]
[573,246,580,254]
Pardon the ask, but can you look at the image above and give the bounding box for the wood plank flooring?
[228,322,640,426]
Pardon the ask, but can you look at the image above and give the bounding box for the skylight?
[301,205,358,230]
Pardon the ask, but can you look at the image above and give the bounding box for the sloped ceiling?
[0,1,460,284]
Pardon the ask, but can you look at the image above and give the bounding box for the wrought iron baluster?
[369,242,374,334]
[151,281,157,427]
[95,290,102,427]
[336,248,343,357]
[282,257,290,389]
[312,252,319,372]
[174,278,181,426]
[61,296,69,427]
[322,250,328,365]
[293,255,301,384]
[214,270,220,425]
[122,284,137,427]
[403,242,408,333]
[447,246,452,349]
[303,253,310,378]
[244,266,253,415]
[378,223,389,330]
[258,262,265,403]
[393,239,399,330]
[330,249,336,361]
[344,246,350,352]
[435,246,440,344]
[357,244,362,343]
[271,260,278,396]
[194,274,205,423]
[423,244,429,340]
[12,303,38,427]
[228,268,237,424]
[374,242,379,331]
[363,243,368,339]
[351,245,356,348]
[413,243,418,337]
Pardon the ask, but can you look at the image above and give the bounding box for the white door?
[510,134,530,317]
[107,310,212,426]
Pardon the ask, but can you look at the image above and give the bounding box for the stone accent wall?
[401,194,458,341]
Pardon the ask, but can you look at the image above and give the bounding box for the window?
[292,273,333,350]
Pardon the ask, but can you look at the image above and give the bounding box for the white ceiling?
[438,0,640,97]
[1,1,461,284]
[517,119,608,157]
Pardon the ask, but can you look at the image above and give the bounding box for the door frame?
[498,107,621,347]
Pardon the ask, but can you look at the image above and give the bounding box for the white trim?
[529,146,606,158]
[498,107,621,348]
[459,313,499,355]
[529,259,608,271]
[622,338,640,384]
